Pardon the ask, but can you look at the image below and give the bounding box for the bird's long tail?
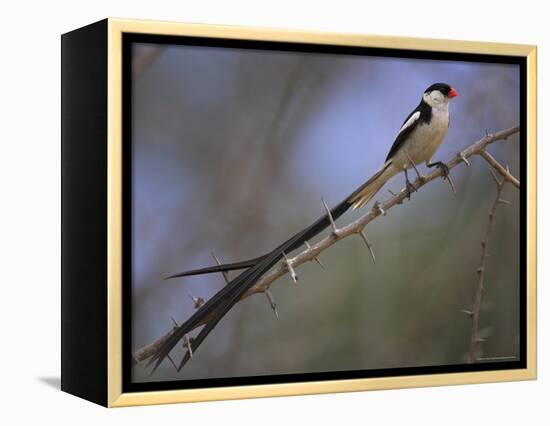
[165,256,266,279]
[148,192,355,373]
[165,162,396,280]
[149,164,395,373]
[349,161,396,210]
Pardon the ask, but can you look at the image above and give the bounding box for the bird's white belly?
[392,114,449,169]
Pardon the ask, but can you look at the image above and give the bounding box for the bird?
[350,82,458,208]
[146,82,458,373]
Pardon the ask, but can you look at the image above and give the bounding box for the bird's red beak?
[448,87,458,98]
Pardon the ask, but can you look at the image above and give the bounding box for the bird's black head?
[424,83,458,98]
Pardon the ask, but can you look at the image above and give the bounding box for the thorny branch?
[467,164,515,363]
[133,125,520,366]
[479,150,520,189]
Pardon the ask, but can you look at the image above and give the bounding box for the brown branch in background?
[479,150,520,189]
[467,166,510,363]
[133,46,163,77]
[132,125,520,366]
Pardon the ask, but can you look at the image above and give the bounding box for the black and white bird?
[147,83,458,373]
[350,82,458,208]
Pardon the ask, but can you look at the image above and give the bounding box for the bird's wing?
[384,109,421,162]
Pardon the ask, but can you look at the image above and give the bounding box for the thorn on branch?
[461,309,474,317]
[446,174,456,194]
[479,150,520,189]
[487,164,503,187]
[265,290,279,319]
[388,189,403,204]
[459,152,471,167]
[184,334,193,359]
[188,294,205,309]
[359,230,376,264]
[305,240,325,269]
[283,252,298,284]
[438,163,456,194]
[497,199,511,205]
[171,317,179,327]
[211,252,230,284]
[322,198,338,235]
[373,201,386,216]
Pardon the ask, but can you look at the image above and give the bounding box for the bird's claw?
[405,180,417,200]
[437,163,450,179]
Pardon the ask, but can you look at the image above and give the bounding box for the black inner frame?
[122,32,527,393]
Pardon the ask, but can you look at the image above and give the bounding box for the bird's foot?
[427,161,450,179]
[405,180,417,200]
[435,162,450,179]
[428,161,456,194]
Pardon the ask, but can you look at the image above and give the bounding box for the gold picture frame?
[61,17,537,407]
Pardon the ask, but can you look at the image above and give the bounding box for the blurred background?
[130,42,521,383]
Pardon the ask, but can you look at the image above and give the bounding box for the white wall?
[0,0,546,424]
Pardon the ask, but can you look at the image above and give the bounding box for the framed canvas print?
[61,18,537,407]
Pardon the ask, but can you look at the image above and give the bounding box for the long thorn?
[282,252,298,284]
[184,334,193,359]
[265,290,279,319]
[322,198,338,234]
[373,201,386,216]
[305,241,325,269]
[359,230,376,264]
[445,172,456,195]
[487,164,502,187]
[459,152,471,167]
[211,252,230,284]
